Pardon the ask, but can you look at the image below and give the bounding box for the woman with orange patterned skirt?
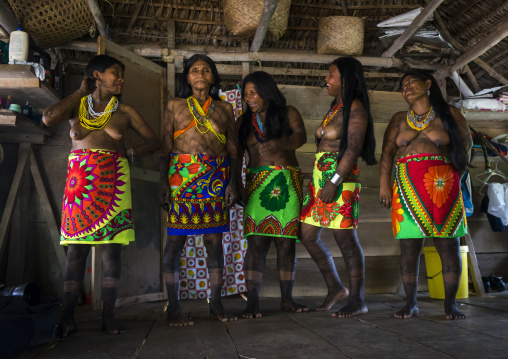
[379,70,471,320]
[299,57,377,317]
[43,55,159,337]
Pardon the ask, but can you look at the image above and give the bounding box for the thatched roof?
[3,0,507,94]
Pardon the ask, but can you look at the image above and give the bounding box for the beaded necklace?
[406,106,436,131]
[320,103,343,135]
[78,94,119,130]
[251,113,267,143]
[186,96,226,144]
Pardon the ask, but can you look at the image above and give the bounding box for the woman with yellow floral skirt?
[236,71,308,318]
[379,70,471,320]
[300,57,377,318]
[42,55,159,337]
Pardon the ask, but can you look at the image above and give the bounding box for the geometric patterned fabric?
[244,165,303,239]
[60,149,134,246]
[392,153,468,239]
[300,151,362,229]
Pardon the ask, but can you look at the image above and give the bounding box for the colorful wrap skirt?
[243,165,303,239]
[300,151,361,229]
[167,153,230,235]
[60,149,135,245]
[392,153,468,239]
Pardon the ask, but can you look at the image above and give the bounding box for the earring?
[427,89,430,95]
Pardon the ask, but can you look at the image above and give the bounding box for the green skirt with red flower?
[300,152,361,229]
[244,165,303,239]
[392,153,467,239]
[60,149,135,246]
[167,153,229,235]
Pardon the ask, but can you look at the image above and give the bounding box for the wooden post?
[463,233,486,297]
[382,0,445,58]
[241,40,250,80]
[87,0,108,37]
[167,21,176,100]
[250,0,280,53]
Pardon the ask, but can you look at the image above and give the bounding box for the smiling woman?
[41,54,160,338]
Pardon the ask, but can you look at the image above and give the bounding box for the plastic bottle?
[9,24,29,62]
[22,101,32,119]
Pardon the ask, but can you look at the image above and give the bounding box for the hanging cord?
[254,52,262,71]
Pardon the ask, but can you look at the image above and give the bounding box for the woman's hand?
[79,76,96,96]
[258,138,281,157]
[319,181,339,204]
[379,182,393,209]
[224,183,238,210]
[236,184,247,207]
[159,180,171,211]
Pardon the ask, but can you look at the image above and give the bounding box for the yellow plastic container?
[423,246,469,299]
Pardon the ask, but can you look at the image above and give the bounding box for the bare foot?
[102,318,127,334]
[167,311,194,327]
[55,321,78,339]
[281,300,309,313]
[394,304,419,319]
[445,305,466,320]
[241,310,262,319]
[316,287,349,311]
[332,301,368,318]
[210,301,238,322]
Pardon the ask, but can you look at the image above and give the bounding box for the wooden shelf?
[0,109,51,144]
[0,64,60,112]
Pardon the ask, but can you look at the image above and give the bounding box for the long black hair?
[332,57,377,165]
[238,71,291,148]
[400,70,468,172]
[177,54,221,100]
[84,55,125,77]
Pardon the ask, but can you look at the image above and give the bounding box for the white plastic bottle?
[9,24,29,62]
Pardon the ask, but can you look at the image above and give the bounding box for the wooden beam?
[464,65,481,93]
[382,0,444,58]
[167,20,176,99]
[87,0,107,37]
[340,0,349,16]
[30,149,66,276]
[126,0,146,33]
[463,233,486,297]
[451,19,508,73]
[430,7,508,85]
[250,0,280,53]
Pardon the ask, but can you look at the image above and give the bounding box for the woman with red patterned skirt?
[379,70,471,319]
[236,71,308,318]
[42,55,159,337]
[300,57,377,317]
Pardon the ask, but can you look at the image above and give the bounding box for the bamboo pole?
[87,0,107,37]
[464,65,481,93]
[382,0,445,58]
[250,0,280,53]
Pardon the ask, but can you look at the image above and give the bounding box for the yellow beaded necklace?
[78,94,119,130]
[186,96,226,144]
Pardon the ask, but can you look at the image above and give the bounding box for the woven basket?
[7,0,93,49]
[317,16,364,56]
[223,0,291,40]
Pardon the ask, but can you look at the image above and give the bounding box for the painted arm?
[379,114,401,209]
[42,76,94,126]
[159,100,176,211]
[319,100,368,204]
[123,104,160,158]
[225,103,238,210]
[235,115,247,207]
[450,106,472,177]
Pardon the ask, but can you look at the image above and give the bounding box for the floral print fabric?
[392,153,468,239]
[300,152,361,229]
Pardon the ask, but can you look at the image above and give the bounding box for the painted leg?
[241,236,271,319]
[163,234,193,326]
[205,233,237,322]
[394,238,424,319]
[101,244,126,334]
[332,229,368,318]
[274,237,308,313]
[58,244,90,338]
[434,237,465,320]
[300,223,348,311]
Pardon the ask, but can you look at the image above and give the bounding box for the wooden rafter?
[87,0,107,36]
[340,0,348,16]
[382,0,445,58]
[126,0,146,33]
[250,0,280,53]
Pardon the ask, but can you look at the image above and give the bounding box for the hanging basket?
[7,0,93,49]
[223,0,291,40]
[317,16,365,56]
